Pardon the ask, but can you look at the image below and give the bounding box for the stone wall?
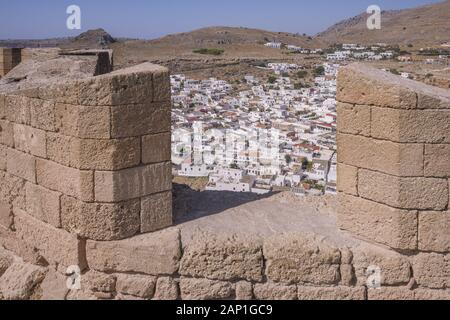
[1,61,449,300]
[0,48,22,77]
[0,62,173,276]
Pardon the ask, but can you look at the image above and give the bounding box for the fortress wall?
[0,62,173,274]
[337,63,450,254]
[0,48,22,77]
[1,62,449,300]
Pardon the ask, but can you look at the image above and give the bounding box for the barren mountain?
[316,0,450,47]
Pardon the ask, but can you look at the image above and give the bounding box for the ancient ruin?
[0,50,449,300]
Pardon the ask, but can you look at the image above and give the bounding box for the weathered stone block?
[141,191,173,234]
[337,163,358,196]
[13,124,46,158]
[358,169,448,210]
[338,194,418,251]
[235,281,253,300]
[424,144,450,177]
[86,228,181,275]
[297,286,366,300]
[352,246,412,286]
[371,107,450,143]
[25,182,61,228]
[6,148,36,183]
[413,253,450,289]
[0,145,6,172]
[36,159,94,202]
[39,269,69,300]
[5,95,31,125]
[116,274,156,299]
[253,283,297,300]
[110,102,171,138]
[0,171,26,211]
[368,287,414,300]
[337,64,418,109]
[337,102,371,136]
[180,232,263,282]
[141,132,171,164]
[30,99,55,131]
[77,63,159,106]
[47,133,141,170]
[0,202,13,230]
[414,289,450,300]
[0,248,13,277]
[94,162,171,202]
[419,212,450,253]
[154,277,179,300]
[152,67,171,102]
[82,271,116,293]
[180,278,234,300]
[0,94,5,119]
[14,209,86,270]
[264,233,341,285]
[54,103,110,139]
[337,133,424,177]
[0,120,14,147]
[61,195,140,241]
[0,262,46,300]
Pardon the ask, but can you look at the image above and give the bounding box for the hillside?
[316,0,450,47]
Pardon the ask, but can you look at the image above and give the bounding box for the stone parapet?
[337,63,450,254]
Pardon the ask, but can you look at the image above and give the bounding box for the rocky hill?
[316,0,450,47]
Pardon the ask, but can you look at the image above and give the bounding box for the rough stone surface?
[14,209,85,269]
[413,253,450,289]
[94,162,172,202]
[6,148,36,183]
[337,133,424,177]
[110,102,171,138]
[0,262,46,300]
[25,182,61,228]
[180,277,234,300]
[61,196,140,241]
[367,287,415,300]
[36,159,94,202]
[235,281,253,300]
[0,120,14,147]
[338,194,418,251]
[39,269,68,300]
[371,107,450,143]
[337,102,371,136]
[82,271,116,293]
[141,191,173,233]
[141,132,171,164]
[54,103,110,139]
[154,277,179,300]
[116,274,156,299]
[0,248,13,277]
[264,233,341,285]
[86,228,181,275]
[13,124,46,158]
[180,232,263,282]
[253,283,297,300]
[297,286,366,300]
[337,163,358,196]
[358,169,448,210]
[419,211,450,252]
[424,144,450,177]
[352,246,412,286]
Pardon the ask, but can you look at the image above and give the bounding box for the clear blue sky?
[0,0,444,39]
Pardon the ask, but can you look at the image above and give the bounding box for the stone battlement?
[0,60,449,300]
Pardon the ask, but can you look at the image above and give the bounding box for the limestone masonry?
[0,52,449,300]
